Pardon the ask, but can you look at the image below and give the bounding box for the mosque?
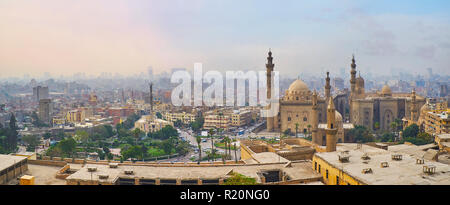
[264,50,425,145]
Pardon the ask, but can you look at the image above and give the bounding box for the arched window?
[303,117,307,121]
[288,117,291,121]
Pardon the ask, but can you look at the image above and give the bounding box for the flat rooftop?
[0,154,27,171]
[315,144,450,185]
[250,152,289,164]
[66,161,320,184]
[437,134,450,140]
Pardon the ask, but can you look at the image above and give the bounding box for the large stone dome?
[288,79,309,93]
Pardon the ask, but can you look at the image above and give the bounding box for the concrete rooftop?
[66,161,320,184]
[0,154,27,171]
[315,144,450,185]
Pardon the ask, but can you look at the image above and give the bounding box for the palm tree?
[295,123,299,138]
[223,136,229,159]
[390,122,397,132]
[196,136,202,164]
[227,137,232,157]
[132,128,142,146]
[208,129,215,162]
[233,137,238,163]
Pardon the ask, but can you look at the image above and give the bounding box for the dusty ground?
[27,164,66,185]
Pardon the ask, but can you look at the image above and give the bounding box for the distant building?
[66,109,85,124]
[203,114,231,130]
[440,84,448,98]
[33,86,49,101]
[332,77,344,91]
[38,99,52,125]
[163,111,200,125]
[134,115,172,133]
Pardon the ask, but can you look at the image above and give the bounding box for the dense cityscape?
[0,0,449,192]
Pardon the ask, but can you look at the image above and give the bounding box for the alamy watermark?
[170,63,279,117]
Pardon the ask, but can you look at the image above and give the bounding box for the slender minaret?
[410,88,417,121]
[326,98,337,152]
[312,90,319,144]
[325,72,331,100]
[350,55,357,95]
[349,55,357,122]
[266,49,275,132]
[149,82,153,115]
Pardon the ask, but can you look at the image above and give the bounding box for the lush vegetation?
[30,111,49,127]
[0,114,18,154]
[223,173,257,185]
[347,125,375,143]
[189,117,204,133]
[400,124,434,145]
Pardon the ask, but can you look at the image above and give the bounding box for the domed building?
[348,56,426,131]
[277,78,328,134]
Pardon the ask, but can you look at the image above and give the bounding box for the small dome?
[381,84,392,95]
[288,79,309,93]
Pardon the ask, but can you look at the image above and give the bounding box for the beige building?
[163,111,199,125]
[203,114,231,130]
[230,110,252,127]
[408,99,449,134]
[348,56,426,131]
[66,109,85,123]
[134,115,173,133]
[38,99,52,124]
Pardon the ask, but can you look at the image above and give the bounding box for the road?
[179,129,241,162]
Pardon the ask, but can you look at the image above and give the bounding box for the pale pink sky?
[1,0,449,78]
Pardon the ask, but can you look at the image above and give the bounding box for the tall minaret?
[349,55,357,122]
[266,49,275,132]
[325,72,331,100]
[312,90,319,145]
[326,98,337,152]
[350,55,357,95]
[410,88,417,121]
[149,82,153,115]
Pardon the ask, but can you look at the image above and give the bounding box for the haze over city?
[1,0,450,78]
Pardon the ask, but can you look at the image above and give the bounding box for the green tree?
[223,173,257,185]
[132,128,142,145]
[374,122,380,131]
[295,123,299,138]
[43,132,52,139]
[208,129,216,162]
[75,130,89,158]
[403,124,419,139]
[156,112,162,119]
[347,125,374,143]
[196,136,202,164]
[59,137,77,157]
[22,135,40,151]
[174,119,183,128]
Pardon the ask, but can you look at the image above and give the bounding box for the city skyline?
[1,0,450,78]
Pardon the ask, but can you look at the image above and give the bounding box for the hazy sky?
[1,0,449,78]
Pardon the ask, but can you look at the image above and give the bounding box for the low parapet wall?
[28,160,67,167]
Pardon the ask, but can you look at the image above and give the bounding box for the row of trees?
[195,128,238,164]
